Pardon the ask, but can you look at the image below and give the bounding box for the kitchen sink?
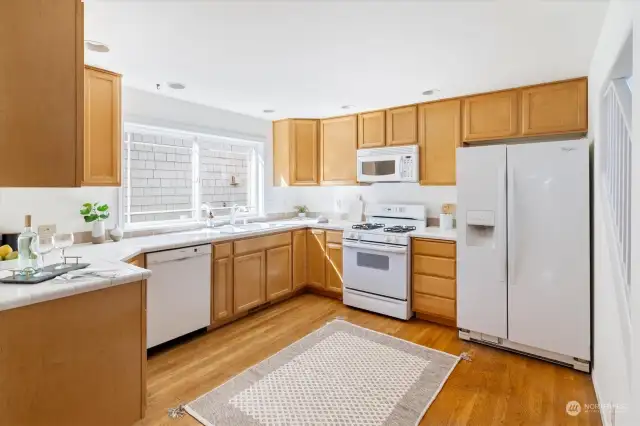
[217,223,287,233]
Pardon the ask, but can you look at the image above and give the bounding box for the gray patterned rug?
[185,319,459,425]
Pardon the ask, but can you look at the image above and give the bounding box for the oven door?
[342,240,409,300]
[357,154,401,182]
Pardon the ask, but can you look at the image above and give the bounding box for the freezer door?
[456,145,508,338]
[506,140,590,360]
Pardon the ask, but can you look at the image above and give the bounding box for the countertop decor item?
[80,202,110,244]
[110,224,124,242]
[294,205,309,218]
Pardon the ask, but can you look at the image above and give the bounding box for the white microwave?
[356,145,419,183]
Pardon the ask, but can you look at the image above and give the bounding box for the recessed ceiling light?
[167,82,186,90]
[85,40,110,53]
[263,109,276,114]
[422,89,439,96]
[341,105,354,110]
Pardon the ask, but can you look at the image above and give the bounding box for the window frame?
[120,123,265,231]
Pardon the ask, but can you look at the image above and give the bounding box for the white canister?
[440,213,454,231]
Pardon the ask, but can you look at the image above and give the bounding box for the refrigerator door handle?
[498,164,507,284]
[507,165,516,286]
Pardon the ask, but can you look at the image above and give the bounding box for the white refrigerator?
[456,139,591,372]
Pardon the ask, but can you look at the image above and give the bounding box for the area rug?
[185,319,459,425]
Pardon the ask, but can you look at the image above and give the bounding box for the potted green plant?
[80,202,110,244]
[294,205,309,218]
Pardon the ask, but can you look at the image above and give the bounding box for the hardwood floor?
[136,293,600,426]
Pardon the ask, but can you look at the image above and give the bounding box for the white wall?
[589,1,640,424]
[0,87,271,235]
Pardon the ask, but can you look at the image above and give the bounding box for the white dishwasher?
[146,244,211,348]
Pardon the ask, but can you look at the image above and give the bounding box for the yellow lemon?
[4,251,18,261]
[0,245,12,258]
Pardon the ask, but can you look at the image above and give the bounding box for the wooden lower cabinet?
[292,230,307,290]
[412,238,457,326]
[212,256,233,322]
[325,242,343,294]
[233,251,266,313]
[0,281,146,426]
[307,229,326,288]
[266,245,292,300]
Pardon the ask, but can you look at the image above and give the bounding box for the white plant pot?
[298,212,307,218]
[92,221,106,244]
[110,224,124,242]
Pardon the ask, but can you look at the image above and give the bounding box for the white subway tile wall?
[123,131,251,225]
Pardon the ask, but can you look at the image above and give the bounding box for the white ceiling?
[85,0,608,120]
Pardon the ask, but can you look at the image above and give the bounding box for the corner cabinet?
[320,115,358,185]
[292,230,307,290]
[463,90,519,142]
[306,229,326,289]
[305,229,343,295]
[418,100,461,185]
[1,0,84,187]
[83,66,122,186]
[273,119,319,186]
[521,78,587,136]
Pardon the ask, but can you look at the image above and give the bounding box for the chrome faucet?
[201,203,215,227]
[230,204,248,225]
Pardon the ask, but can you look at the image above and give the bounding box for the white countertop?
[0,219,455,311]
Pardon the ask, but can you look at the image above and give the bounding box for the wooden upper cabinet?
[521,79,587,136]
[273,119,318,186]
[307,229,326,289]
[320,115,357,185]
[83,66,122,186]
[418,100,461,186]
[1,0,84,187]
[357,110,386,148]
[386,106,417,146]
[463,90,519,142]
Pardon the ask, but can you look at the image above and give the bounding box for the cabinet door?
[292,230,307,290]
[1,0,83,187]
[386,106,417,146]
[358,110,386,148]
[418,100,461,185]
[521,79,587,136]
[83,66,121,186]
[233,252,265,313]
[463,90,519,142]
[266,245,292,301]
[212,257,233,322]
[325,243,343,294]
[307,229,326,289]
[272,120,291,186]
[320,115,357,185]
[291,120,319,185]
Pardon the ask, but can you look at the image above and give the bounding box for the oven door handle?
[342,240,407,254]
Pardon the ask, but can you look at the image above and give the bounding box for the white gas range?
[342,204,426,320]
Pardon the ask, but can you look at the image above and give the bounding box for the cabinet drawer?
[325,231,343,244]
[413,255,456,278]
[413,239,455,258]
[413,293,456,319]
[413,274,455,299]
[234,232,292,255]
[213,243,231,259]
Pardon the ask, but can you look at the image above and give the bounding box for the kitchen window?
[121,124,263,229]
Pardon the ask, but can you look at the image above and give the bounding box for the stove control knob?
[349,232,358,240]
[385,236,395,243]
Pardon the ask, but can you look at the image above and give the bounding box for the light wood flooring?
[136,293,600,426]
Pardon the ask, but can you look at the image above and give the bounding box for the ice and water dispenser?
[466,210,496,247]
